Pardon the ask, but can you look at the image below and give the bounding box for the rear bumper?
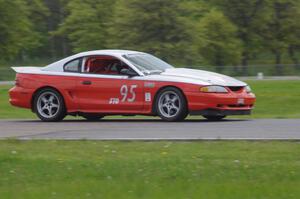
[9,86,33,109]
[190,109,251,116]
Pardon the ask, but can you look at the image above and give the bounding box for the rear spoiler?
[11,67,43,74]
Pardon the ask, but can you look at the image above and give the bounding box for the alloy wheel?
[37,91,60,119]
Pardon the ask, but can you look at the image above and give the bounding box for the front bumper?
[186,91,256,116]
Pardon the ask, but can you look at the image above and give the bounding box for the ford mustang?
[9,50,256,122]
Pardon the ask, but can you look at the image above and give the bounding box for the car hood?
[157,68,247,87]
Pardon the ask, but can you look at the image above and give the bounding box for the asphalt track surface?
[0,119,300,140]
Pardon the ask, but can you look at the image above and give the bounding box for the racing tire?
[82,115,104,121]
[155,87,188,122]
[203,115,226,121]
[33,88,66,122]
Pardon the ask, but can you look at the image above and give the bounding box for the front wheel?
[34,88,66,122]
[203,115,226,121]
[155,87,188,122]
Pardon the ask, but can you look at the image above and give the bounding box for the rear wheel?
[155,87,188,122]
[34,88,66,122]
[203,115,226,121]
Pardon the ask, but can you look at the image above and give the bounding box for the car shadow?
[13,118,251,123]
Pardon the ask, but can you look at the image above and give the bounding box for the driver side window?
[83,56,131,75]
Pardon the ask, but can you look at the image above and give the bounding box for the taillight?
[15,77,20,86]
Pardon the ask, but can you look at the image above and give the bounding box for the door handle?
[82,80,92,85]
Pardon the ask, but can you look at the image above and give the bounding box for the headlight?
[200,86,228,93]
[245,85,251,93]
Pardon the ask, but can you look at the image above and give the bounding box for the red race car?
[9,50,256,122]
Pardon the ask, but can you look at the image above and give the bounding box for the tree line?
[0,0,299,74]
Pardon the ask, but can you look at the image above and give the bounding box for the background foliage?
[0,0,299,74]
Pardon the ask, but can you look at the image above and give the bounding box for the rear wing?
[11,67,43,74]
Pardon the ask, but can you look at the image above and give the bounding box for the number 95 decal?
[120,85,137,102]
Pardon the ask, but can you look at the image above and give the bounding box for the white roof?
[42,49,145,72]
[74,49,143,57]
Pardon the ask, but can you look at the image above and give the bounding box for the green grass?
[0,140,299,199]
[1,80,300,119]
[246,80,300,118]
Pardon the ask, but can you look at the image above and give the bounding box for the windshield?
[123,53,174,75]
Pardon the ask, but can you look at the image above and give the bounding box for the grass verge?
[0,140,299,199]
[1,80,300,119]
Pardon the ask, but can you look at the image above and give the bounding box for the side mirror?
[120,68,137,77]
